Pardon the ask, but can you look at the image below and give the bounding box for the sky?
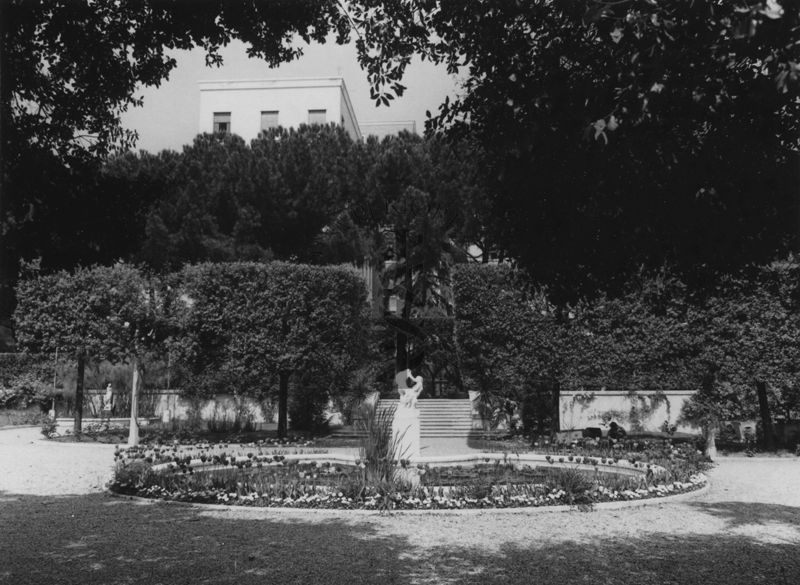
[121,38,461,153]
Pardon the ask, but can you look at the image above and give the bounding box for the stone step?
[349,398,478,439]
[419,429,474,439]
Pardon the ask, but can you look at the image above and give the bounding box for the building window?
[213,112,231,134]
[260,111,279,132]
[308,109,327,125]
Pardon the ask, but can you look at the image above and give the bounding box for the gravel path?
[1,427,798,584]
[0,426,117,495]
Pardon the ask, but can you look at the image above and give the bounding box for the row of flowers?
[110,467,707,510]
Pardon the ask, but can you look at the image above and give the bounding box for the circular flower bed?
[109,441,709,510]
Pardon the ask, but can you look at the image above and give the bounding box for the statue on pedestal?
[391,368,422,462]
[396,368,423,409]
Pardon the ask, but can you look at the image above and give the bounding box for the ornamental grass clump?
[356,401,404,484]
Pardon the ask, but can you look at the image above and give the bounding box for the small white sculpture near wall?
[396,368,423,409]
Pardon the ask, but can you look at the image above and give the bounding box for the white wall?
[559,390,697,434]
[198,78,362,142]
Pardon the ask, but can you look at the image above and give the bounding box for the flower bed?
[109,440,709,510]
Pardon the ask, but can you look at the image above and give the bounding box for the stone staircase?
[332,398,475,439]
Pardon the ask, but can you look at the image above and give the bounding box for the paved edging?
[32,439,120,449]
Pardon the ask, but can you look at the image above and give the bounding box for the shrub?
[0,353,55,409]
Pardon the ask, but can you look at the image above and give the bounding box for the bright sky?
[121,39,460,153]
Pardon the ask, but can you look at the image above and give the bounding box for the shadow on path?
[0,492,408,585]
[403,533,800,585]
[2,493,800,585]
[689,500,800,528]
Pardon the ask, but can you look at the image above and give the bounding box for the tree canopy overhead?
[4,0,799,320]
[0,0,350,320]
[347,1,800,136]
[345,0,800,300]
[1,0,345,162]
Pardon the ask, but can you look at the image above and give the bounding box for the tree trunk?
[756,380,775,450]
[550,381,560,437]
[395,228,415,377]
[127,357,141,446]
[705,424,718,460]
[73,353,85,433]
[277,371,290,438]
[396,330,408,376]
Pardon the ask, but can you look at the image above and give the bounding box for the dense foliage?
[13,264,170,433]
[347,0,800,301]
[0,353,53,409]
[5,1,798,318]
[681,258,800,440]
[103,130,486,391]
[133,126,367,270]
[453,259,800,433]
[1,0,354,319]
[171,262,370,437]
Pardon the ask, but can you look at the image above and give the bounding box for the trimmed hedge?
[171,261,371,436]
[453,257,800,423]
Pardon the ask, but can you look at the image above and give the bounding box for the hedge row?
[453,257,800,421]
[13,262,370,435]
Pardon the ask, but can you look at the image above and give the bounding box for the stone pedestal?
[392,405,421,462]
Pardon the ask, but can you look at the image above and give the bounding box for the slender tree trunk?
[128,357,141,446]
[73,353,85,433]
[396,330,408,376]
[550,381,560,437]
[756,380,775,450]
[395,228,415,377]
[705,423,718,460]
[795,151,800,253]
[277,371,290,438]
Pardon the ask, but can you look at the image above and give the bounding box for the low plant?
[40,418,57,438]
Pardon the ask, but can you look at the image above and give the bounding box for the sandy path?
[0,426,117,495]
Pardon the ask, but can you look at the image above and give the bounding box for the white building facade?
[198,77,362,141]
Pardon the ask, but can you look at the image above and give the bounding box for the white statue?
[396,369,423,409]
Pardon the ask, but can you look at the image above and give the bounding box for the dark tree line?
[4,0,799,337]
[345,0,800,302]
[1,0,350,323]
[104,127,486,390]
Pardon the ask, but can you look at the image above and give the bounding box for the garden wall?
[74,389,276,427]
[559,390,697,434]
[153,391,275,426]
